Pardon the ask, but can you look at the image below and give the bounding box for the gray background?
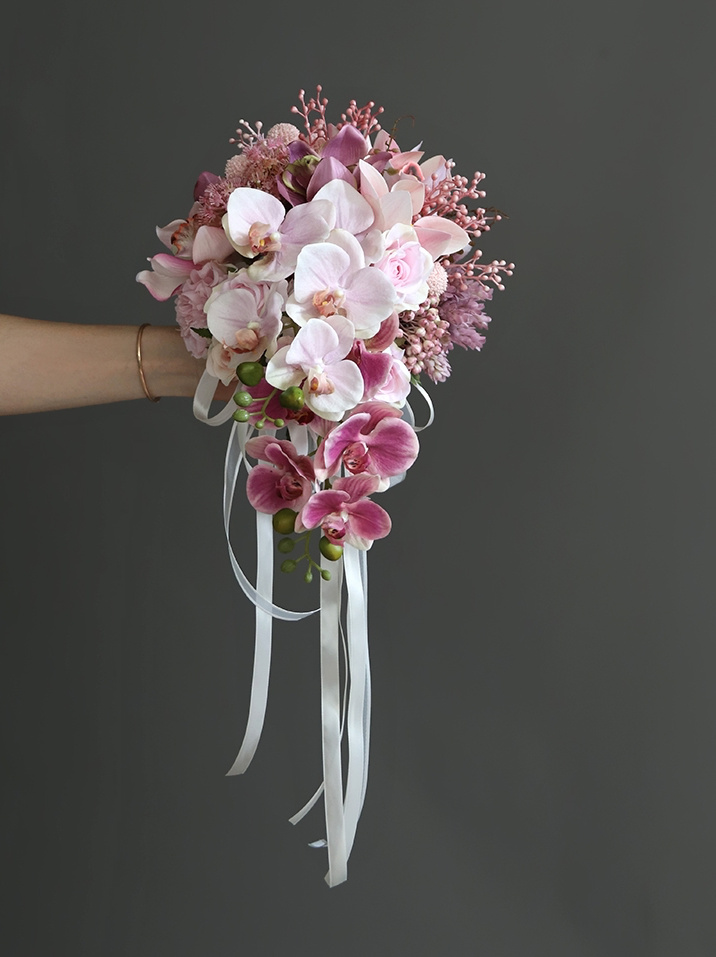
[1,1,714,954]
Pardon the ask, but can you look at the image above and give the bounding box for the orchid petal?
[301,489,351,529]
[156,219,187,250]
[322,124,369,167]
[285,319,341,369]
[365,312,399,351]
[345,499,392,545]
[265,345,305,390]
[362,417,419,475]
[342,267,397,336]
[385,150,425,173]
[292,242,351,304]
[312,180,375,234]
[192,225,235,264]
[305,360,364,421]
[357,159,388,202]
[392,178,425,217]
[136,254,194,301]
[379,190,414,229]
[357,349,393,400]
[333,474,382,501]
[281,198,336,245]
[225,188,286,254]
[306,157,357,200]
[326,228,365,273]
[413,216,470,259]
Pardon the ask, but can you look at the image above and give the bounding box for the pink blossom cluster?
[137,88,512,555]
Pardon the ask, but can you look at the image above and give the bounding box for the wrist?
[140,325,203,398]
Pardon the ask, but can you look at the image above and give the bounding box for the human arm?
[0,315,229,415]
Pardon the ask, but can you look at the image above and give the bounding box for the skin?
[0,315,233,414]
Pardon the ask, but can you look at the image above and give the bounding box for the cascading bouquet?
[137,87,513,886]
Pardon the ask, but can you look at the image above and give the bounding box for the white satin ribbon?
[319,556,347,886]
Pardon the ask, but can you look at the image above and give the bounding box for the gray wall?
[2,2,715,954]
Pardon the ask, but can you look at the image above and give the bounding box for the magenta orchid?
[314,402,419,483]
[245,436,315,514]
[297,475,391,551]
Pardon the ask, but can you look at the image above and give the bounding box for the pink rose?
[373,224,433,311]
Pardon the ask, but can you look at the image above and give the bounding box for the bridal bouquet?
[137,87,512,886]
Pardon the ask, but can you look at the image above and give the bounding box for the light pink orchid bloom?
[286,229,396,339]
[412,215,470,260]
[314,402,419,482]
[265,316,364,422]
[136,253,195,301]
[155,217,234,264]
[357,160,424,232]
[136,221,234,300]
[204,271,286,379]
[297,475,391,551]
[223,187,335,281]
[245,437,315,515]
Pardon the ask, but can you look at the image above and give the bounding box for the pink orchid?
[314,402,419,482]
[286,229,396,338]
[155,215,235,264]
[298,475,391,551]
[347,339,392,401]
[357,159,423,232]
[311,179,376,236]
[205,271,286,363]
[223,187,335,281]
[265,316,364,421]
[371,344,411,405]
[412,215,470,260]
[245,437,315,515]
[136,220,234,300]
[364,312,400,352]
[136,253,195,301]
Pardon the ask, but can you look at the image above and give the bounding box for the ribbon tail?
[225,510,274,776]
[320,554,347,887]
[343,545,370,857]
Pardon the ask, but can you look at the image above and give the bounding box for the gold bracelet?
[136,323,161,402]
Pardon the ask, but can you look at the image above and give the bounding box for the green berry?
[319,537,344,561]
[279,386,305,411]
[237,362,264,386]
[233,391,253,407]
[273,418,285,428]
[232,408,250,423]
[255,418,265,430]
[280,559,297,574]
[277,537,295,554]
[273,508,297,534]
[320,569,332,581]
[304,568,313,584]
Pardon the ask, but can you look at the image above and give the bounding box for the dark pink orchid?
[347,340,393,401]
[245,437,315,515]
[314,402,419,482]
[298,475,391,551]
